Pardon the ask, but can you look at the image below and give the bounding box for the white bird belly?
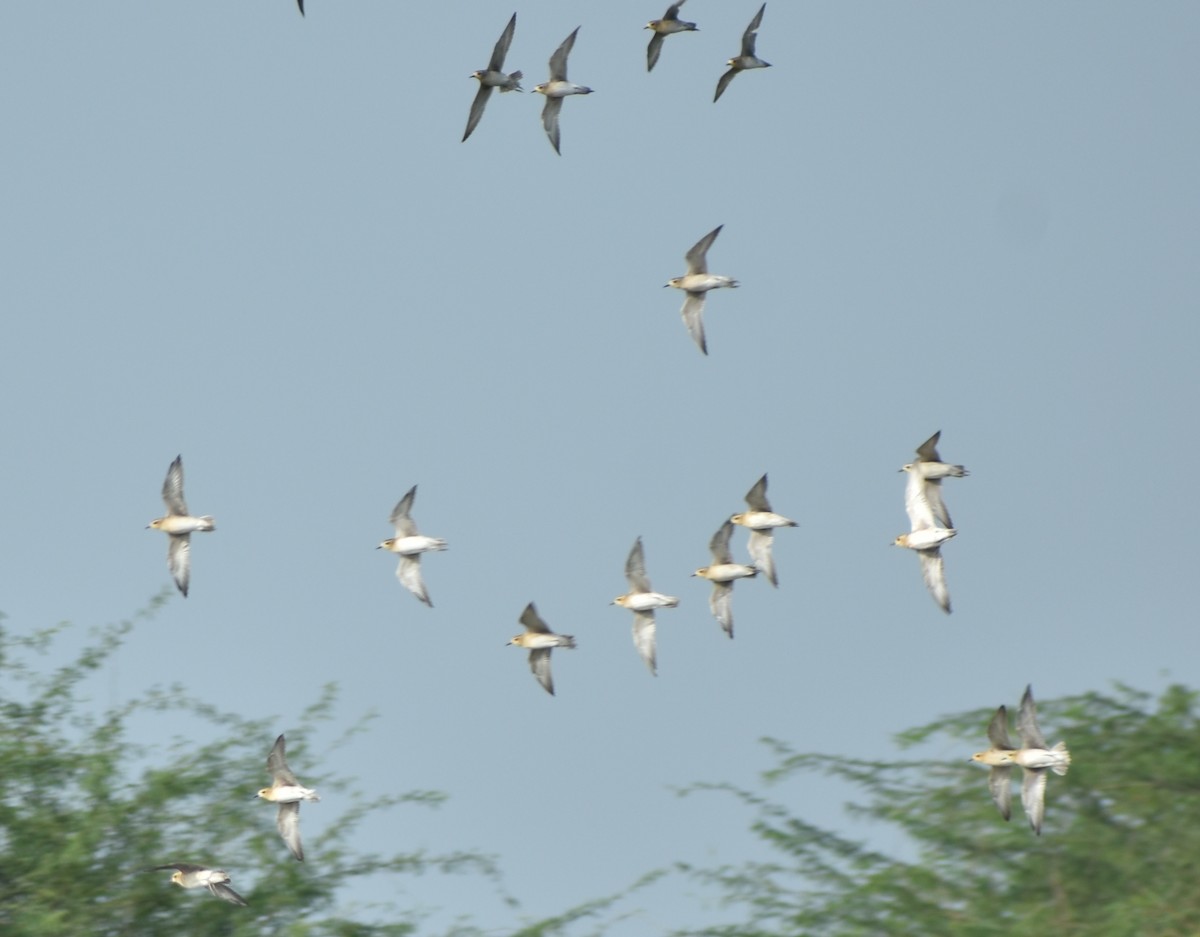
[269,784,319,803]
[388,535,446,555]
[903,528,956,550]
[624,592,680,611]
[544,80,590,97]
[523,633,571,649]
[677,274,735,293]
[705,563,757,582]
[735,511,795,529]
[913,461,967,479]
[1014,747,1070,771]
[157,515,215,534]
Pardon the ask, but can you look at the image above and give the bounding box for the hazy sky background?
[1,1,1197,932]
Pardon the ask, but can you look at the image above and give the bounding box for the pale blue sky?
[1,1,1197,932]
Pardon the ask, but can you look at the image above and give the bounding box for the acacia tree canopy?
[8,603,1194,937]
[676,683,1200,937]
[0,601,504,937]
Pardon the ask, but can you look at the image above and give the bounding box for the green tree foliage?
[0,599,504,937]
[677,684,1200,937]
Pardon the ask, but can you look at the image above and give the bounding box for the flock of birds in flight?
[460,3,764,355]
[142,431,963,691]
[454,2,773,156]
[139,685,1072,906]
[131,0,1072,908]
[143,734,320,905]
[291,0,775,159]
[971,686,1071,836]
[302,3,766,356]
[141,427,1069,907]
[467,2,767,356]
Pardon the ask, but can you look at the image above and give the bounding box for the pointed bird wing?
[924,476,953,529]
[914,430,943,462]
[714,66,739,102]
[744,473,771,511]
[276,801,304,860]
[710,581,734,638]
[396,555,432,606]
[389,485,419,536]
[680,292,708,355]
[684,224,722,274]
[986,705,1014,750]
[541,95,565,155]
[489,12,517,71]
[1016,684,1048,749]
[462,84,494,142]
[209,881,249,906]
[708,519,735,563]
[632,611,657,675]
[548,27,579,82]
[166,534,191,598]
[988,764,1013,821]
[1020,767,1048,835]
[625,537,653,593]
[267,734,299,786]
[529,647,555,695]
[646,32,666,71]
[903,470,939,531]
[747,529,777,586]
[741,3,766,56]
[162,455,188,515]
[520,602,552,634]
[917,547,951,613]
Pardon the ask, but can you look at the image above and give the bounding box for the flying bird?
[612,537,679,675]
[463,13,523,142]
[665,224,739,355]
[714,3,771,102]
[693,519,758,638]
[893,431,966,613]
[972,686,1071,834]
[645,1,698,72]
[255,734,320,861]
[970,703,1019,822]
[1012,685,1071,834]
[296,0,304,16]
[532,27,593,155]
[899,430,969,529]
[377,485,448,607]
[508,602,576,696]
[145,863,247,906]
[146,455,215,598]
[730,473,797,587]
[893,474,956,613]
